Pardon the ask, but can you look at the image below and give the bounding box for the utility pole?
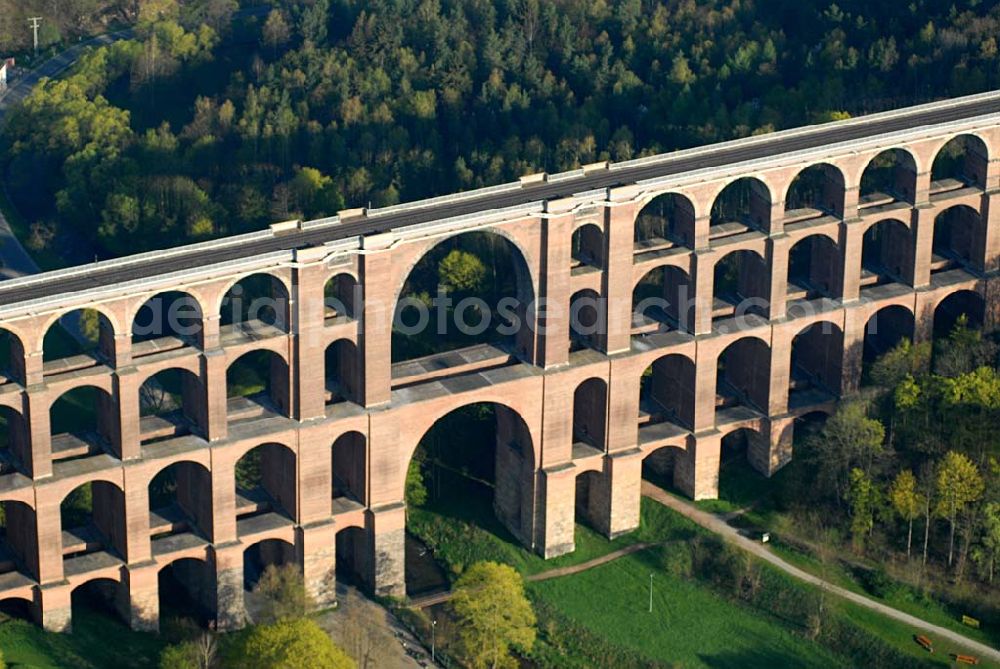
[28,17,42,55]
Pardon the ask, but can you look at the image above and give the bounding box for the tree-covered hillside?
[4,0,1000,258]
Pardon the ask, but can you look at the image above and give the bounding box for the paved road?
[0,90,999,307]
[641,481,1000,663]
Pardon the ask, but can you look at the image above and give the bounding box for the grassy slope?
[0,608,164,669]
[528,544,845,669]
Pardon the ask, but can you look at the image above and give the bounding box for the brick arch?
[928,284,986,316]
[400,397,539,478]
[46,381,114,413]
[631,256,691,291]
[782,162,847,214]
[211,269,293,318]
[230,438,297,470]
[929,132,992,184]
[718,423,765,442]
[136,359,202,388]
[708,175,775,228]
[855,146,920,199]
[633,188,701,218]
[126,289,208,338]
[37,305,121,356]
[389,226,540,315]
[859,214,912,237]
[143,454,213,489]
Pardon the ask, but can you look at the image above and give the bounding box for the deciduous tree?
[935,451,985,567]
[448,561,536,669]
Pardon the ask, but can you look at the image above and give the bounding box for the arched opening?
[43,309,115,373]
[861,219,913,288]
[641,444,685,492]
[859,148,918,207]
[0,328,26,386]
[717,338,771,416]
[710,177,772,237]
[148,461,213,543]
[158,558,215,630]
[793,411,830,447]
[405,403,534,596]
[572,378,607,453]
[931,134,989,191]
[571,224,605,270]
[0,597,34,622]
[139,368,206,445]
[50,386,117,462]
[335,526,368,588]
[863,305,915,367]
[574,470,604,530]
[61,480,125,563]
[789,322,844,409]
[933,290,986,339]
[226,350,290,422]
[131,291,203,354]
[220,273,290,337]
[0,500,37,580]
[713,250,769,322]
[235,442,297,525]
[325,339,360,405]
[718,427,769,496]
[640,353,696,432]
[569,289,603,351]
[324,272,359,322]
[634,193,696,250]
[0,406,29,475]
[392,231,535,365]
[932,205,985,274]
[785,163,846,219]
[632,265,693,333]
[332,431,366,512]
[787,234,840,301]
[71,578,128,629]
[242,538,296,620]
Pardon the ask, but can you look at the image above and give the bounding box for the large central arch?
[391,231,537,365]
[403,401,536,595]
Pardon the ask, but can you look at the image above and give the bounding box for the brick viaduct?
[0,93,998,633]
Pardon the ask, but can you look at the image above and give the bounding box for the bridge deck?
[0,92,998,309]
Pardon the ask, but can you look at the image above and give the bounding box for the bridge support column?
[203,349,228,441]
[692,250,714,335]
[604,201,641,354]
[213,542,246,631]
[123,467,151,565]
[298,521,337,609]
[537,207,572,368]
[368,503,405,599]
[116,368,141,460]
[24,388,52,479]
[983,191,1000,273]
[749,416,795,477]
[34,494,63,585]
[536,464,576,558]
[125,564,159,632]
[767,235,790,321]
[593,449,642,539]
[210,460,236,545]
[674,432,720,501]
[840,220,864,303]
[292,251,328,421]
[359,240,395,407]
[39,583,72,633]
[911,206,935,289]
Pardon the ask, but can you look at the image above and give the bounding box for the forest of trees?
[4,0,1000,259]
[790,320,1000,594]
